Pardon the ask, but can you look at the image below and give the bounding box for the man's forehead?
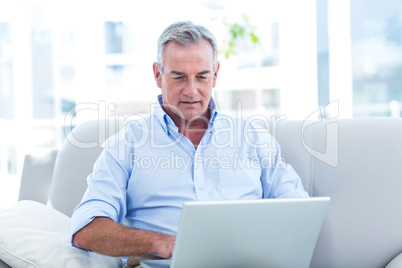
[162,40,214,73]
[164,60,213,73]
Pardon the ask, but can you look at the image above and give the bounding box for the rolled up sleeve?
[70,147,130,248]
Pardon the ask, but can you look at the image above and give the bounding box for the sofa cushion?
[18,149,58,204]
[0,200,121,268]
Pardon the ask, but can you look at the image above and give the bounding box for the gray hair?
[157,21,218,73]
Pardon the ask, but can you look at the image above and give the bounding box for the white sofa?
[1,118,402,267]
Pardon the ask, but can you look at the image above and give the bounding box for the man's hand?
[155,235,176,258]
[73,217,176,258]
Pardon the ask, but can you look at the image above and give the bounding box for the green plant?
[220,14,261,59]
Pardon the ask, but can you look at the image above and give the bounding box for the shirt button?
[198,186,204,190]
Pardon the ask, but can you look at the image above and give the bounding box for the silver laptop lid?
[169,197,330,268]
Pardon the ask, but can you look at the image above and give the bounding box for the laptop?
[141,197,330,268]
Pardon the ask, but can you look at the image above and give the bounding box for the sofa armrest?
[18,148,58,204]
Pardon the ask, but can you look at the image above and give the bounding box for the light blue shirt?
[71,95,308,258]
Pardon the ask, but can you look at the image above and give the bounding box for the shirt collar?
[154,94,219,134]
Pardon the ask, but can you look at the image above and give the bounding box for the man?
[71,21,309,266]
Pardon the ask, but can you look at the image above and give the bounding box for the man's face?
[153,40,220,124]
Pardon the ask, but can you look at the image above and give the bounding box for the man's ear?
[153,62,162,89]
[212,62,220,88]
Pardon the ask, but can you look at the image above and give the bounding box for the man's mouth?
[181,101,199,105]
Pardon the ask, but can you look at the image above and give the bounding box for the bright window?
[0,0,401,205]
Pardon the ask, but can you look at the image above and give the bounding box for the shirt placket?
[193,130,213,201]
[193,148,209,200]
[166,118,214,201]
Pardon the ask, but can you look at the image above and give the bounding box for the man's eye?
[198,76,207,79]
[173,76,183,80]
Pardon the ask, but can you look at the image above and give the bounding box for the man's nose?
[183,79,197,96]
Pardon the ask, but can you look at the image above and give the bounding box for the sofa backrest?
[275,118,402,268]
[47,119,125,217]
[47,117,402,267]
